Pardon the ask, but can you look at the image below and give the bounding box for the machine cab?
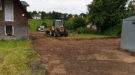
[53,20,64,28]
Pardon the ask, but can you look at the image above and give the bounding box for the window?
[5,0,14,21]
[0,0,2,10]
[5,25,14,36]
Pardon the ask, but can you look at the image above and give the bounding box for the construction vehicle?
[45,20,68,37]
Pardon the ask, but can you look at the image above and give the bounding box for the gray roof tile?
[20,1,29,7]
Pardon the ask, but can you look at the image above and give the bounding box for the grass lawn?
[29,19,53,32]
[68,33,112,38]
[0,40,44,75]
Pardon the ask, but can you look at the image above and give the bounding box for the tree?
[72,17,86,29]
[67,14,73,19]
[41,11,46,19]
[80,13,87,18]
[27,12,33,19]
[32,11,38,16]
[88,0,128,33]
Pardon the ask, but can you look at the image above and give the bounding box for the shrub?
[132,20,135,25]
[42,22,47,27]
[64,19,74,30]
[103,25,121,37]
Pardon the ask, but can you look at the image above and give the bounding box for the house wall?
[13,0,28,40]
[121,18,135,51]
[0,0,28,40]
[0,0,4,21]
[0,0,6,36]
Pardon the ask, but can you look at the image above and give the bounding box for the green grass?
[68,33,112,38]
[0,40,44,75]
[29,19,53,32]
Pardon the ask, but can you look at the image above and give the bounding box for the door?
[4,0,14,21]
[5,25,14,36]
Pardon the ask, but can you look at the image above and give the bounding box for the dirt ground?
[30,32,135,75]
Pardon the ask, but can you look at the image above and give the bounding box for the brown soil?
[30,32,135,75]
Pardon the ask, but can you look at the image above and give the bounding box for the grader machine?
[45,20,68,37]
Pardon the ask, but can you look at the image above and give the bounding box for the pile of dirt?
[30,32,135,75]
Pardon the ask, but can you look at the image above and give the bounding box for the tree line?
[28,0,135,36]
[27,11,87,20]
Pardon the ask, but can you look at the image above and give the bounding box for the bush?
[133,20,135,25]
[76,27,97,34]
[72,17,86,29]
[103,25,121,37]
[64,19,74,30]
[42,22,47,27]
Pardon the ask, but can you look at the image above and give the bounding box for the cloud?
[22,0,93,14]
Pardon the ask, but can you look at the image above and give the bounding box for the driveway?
[30,32,135,75]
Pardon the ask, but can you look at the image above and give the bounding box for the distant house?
[130,0,135,6]
[127,0,135,10]
[32,13,41,20]
[86,23,97,30]
[0,0,29,40]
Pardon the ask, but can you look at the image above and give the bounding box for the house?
[121,16,135,52]
[127,0,135,10]
[0,0,29,40]
[130,0,135,6]
[32,13,41,20]
[86,23,97,30]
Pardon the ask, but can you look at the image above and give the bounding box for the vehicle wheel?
[50,31,54,36]
[60,34,63,36]
[46,31,49,34]
[64,32,68,37]
[49,31,52,36]
[54,32,58,37]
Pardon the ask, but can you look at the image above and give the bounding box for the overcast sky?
[22,0,93,14]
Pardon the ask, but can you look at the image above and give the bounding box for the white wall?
[121,19,135,51]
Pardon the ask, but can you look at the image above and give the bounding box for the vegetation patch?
[0,40,45,75]
[68,33,111,38]
[76,27,97,34]
[29,19,53,32]
[103,25,121,37]
[132,20,135,25]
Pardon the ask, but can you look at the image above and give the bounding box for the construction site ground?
[30,32,135,75]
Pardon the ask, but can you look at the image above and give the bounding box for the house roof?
[20,1,29,7]
[17,0,29,15]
